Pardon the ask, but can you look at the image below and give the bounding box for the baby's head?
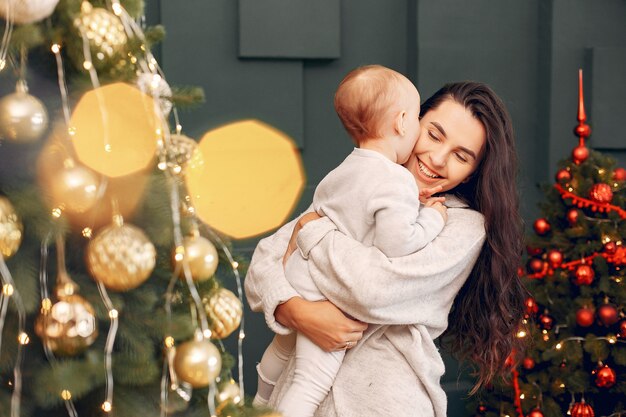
[334,65,421,149]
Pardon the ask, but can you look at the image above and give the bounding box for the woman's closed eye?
[428,131,441,142]
[455,151,469,163]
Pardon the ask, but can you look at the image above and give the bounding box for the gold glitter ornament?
[216,379,242,413]
[0,196,23,259]
[48,159,100,214]
[173,331,222,388]
[35,285,98,356]
[0,0,60,24]
[73,1,127,59]
[86,216,156,291]
[0,80,49,142]
[165,133,198,175]
[202,288,242,339]
[173,234,218,282]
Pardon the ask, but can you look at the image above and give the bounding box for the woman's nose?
[429,150,447,168]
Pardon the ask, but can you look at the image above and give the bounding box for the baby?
[252,65,447,417]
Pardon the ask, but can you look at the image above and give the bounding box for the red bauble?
[570,401,595,417]
[572,145,589,164]
[539,314,554,330]
[613,167,626,181]
[529,258,544,273]
[527,409,544,417]
[574,265,595,285]
[595,365,617,388]
[517,266,525,277]
[597,304,619,326]
[574,123,591,138]
[604,241,617,254]
[533,218,551,235]
[476,403,487,414]
[547,249,563,268]
[567,209,579,225]
[522,357,535,370]
[618,320,626,338]
[555,168,572,183]
[589,183,613,204]
[525,297,539,316]
[526,246,543,256]
[576,307,595,327]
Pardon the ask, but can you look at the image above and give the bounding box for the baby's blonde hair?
[334,65,409,144]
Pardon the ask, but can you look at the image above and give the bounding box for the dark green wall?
[154,2,626,412]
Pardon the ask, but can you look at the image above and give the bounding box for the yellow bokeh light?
[70,83,160,178]
[186,120,305,239]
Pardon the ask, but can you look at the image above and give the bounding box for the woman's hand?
[282,212,322,267]
[275,297,368,352]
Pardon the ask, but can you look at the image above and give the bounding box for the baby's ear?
[395,110,407,136]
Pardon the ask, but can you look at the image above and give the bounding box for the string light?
[68,126,76,136]
[516,330,527,338]
[203,329,213,339]
[61,390,72,400]
[108,309,118,319]
[164,336,175,348]
[102,401,112,412]
[82,228,93,238]
[51,208,62,218]
[555,342,562,350]
[51,44,61,54]
[17,332,29,345]
[2,284,13,296]
[41,298,52,312]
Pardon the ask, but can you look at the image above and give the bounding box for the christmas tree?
[470,71,626,417]
[0,1,276,416]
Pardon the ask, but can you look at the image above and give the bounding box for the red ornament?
[574,264,595,285]
[570,401,594,417]
[594,365,617,388]
[547,249,563,268]
[525,297,539,316]
[597,304,619,326]
[526,246,543,256]
[576,307,595,327]
[533,218,551,235]
[476,403,487,414]
[522,357,535,370]
[539,314,554,330]
[572,145,589,164]
[604,241,617,255]
[527,409,544,417]
[555,168,572,183]
[589,183,613,204]
[517,266,525,277]
[574,123,591,138]
[619,320,626,338]
[613,167,626,181]
[567,209,579,225]
[529,258,544,273]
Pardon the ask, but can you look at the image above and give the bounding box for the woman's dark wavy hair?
[420,82,528,393]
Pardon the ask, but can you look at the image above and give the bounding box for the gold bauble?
[49,160,100,214]
[173,336,221,388]
[173,235,218,282]
[87,219,156,291]
[0,196,23,259]
[216,379,242,412]
[165,133,198,175]
[35,291,98,356]
[73,1,127,58]
[0,80,48,142]
[202,288,242,339]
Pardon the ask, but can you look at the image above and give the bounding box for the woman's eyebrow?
[431,121,477,160]
[431,121,446,137]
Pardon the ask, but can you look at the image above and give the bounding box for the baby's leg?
[277,332,345,417]
[253,333,296,407]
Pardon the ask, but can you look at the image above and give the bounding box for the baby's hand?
[424,198,448,223]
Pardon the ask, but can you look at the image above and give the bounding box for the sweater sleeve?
[296,207,486,325]
[244,215,303,335]
[368,179,445,257]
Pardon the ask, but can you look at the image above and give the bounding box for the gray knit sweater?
[244,195,486,417]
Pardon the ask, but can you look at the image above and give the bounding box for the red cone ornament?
[574,265,595,285]
[589,183,613,204]
[570,401,594,417]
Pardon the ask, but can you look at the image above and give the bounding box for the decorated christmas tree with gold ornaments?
[469,72,626,417]
[0,1,280,416]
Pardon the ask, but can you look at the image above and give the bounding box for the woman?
[245,81,527,417]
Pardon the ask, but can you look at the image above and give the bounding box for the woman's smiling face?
[404,98,486,193]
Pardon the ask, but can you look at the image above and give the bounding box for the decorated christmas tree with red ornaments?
[470,71,626,417]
